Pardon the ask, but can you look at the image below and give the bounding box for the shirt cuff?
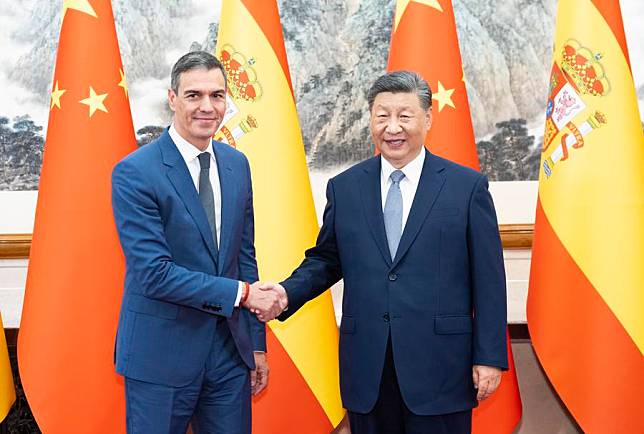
[234,281,243,307]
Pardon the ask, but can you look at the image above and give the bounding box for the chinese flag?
[387,2,522,433]
[527,1,644,432]
[18,0,136,432]
[215,1,344,432]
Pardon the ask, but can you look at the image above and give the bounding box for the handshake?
[242,282,288,322]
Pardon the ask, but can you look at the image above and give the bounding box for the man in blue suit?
[112,51,286,434]
[262,71,508,433]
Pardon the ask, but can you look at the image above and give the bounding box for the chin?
[197,128,216,138]
[383,149,408,159]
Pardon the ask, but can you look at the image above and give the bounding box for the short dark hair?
[170,51,227,93]
[367,70,432,111]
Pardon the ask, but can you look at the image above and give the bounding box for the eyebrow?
[182,88,226,95]
[374,105,414,111]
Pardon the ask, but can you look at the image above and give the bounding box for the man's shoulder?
[112,133,169,185]
[118,133,166,168]
[331,155,380,184]
[212,140,248,165]
[429,153,485,184]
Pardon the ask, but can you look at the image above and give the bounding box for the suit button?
[388,273,398,281]
[383,313,390,322]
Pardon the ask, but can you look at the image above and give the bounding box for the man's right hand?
[242,282,288,322]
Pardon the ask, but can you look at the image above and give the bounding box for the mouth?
[194,118,219,128]
[385,139,405,148]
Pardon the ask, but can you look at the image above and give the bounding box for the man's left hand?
[472,365,502,401]
[251,352,269,395]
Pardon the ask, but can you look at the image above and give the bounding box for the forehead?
[372,91,422,110]
[177,67,226,92]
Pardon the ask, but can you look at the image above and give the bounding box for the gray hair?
[170,51,227,93]
[367,71,432,111]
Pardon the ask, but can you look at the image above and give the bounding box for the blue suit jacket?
[280,150,508,415]
[111,130,265,388]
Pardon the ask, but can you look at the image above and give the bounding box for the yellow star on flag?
[63,0,97,19]
[434,81,456,112]
[118,69,129,98]
[394,0,443,30]
[50,81,66,110]
[79,86,108,117]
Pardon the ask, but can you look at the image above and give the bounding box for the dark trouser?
[124,319,251,434]
[348,337,472,434]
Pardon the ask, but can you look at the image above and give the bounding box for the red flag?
[387,2,522,432]
[18,0,136,432]
[387,0,479,168]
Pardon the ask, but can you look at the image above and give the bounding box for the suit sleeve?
[112,159,239,317]
[467,174,509,370]
[237,157,266,352]
[278,179,343,320]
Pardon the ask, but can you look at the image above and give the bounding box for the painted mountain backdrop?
[1,0,643,189]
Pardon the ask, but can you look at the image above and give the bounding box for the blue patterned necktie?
[384,169,405,260]
[197,152,219,255]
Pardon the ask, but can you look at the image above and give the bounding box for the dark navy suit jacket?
[111,130,264,388]
[280,150,508,415]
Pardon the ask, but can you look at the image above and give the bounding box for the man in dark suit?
[261,71,508,433]
[111,51,286,434]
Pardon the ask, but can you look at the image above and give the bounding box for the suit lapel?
[359,157,392,266]
[213,142,237,272]
[391,151,446,269]
[160,132,219,266]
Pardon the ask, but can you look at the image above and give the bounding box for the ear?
[425,108,432,129]
[167,88,176,112]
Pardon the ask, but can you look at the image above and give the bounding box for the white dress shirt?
[380,149,426,231]
[169,124,243,306]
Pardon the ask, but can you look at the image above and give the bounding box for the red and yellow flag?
[18,0,136,432]
[0,312,15,422]
[387,2,522,433]
[527,1,644,432]
[214,1,344,432]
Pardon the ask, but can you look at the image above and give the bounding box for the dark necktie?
[197,152,219,255]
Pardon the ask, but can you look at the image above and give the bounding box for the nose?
[385,118,402,134]
[198,96,214,112]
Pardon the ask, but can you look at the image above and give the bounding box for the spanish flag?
[387,2,522,433]
[527,1,644,432]
[18,0,135,431]
[215,1,344,432]
[0,312,15,422]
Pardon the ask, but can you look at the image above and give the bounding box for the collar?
[381,148,426,186]
[169,123,214,165]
